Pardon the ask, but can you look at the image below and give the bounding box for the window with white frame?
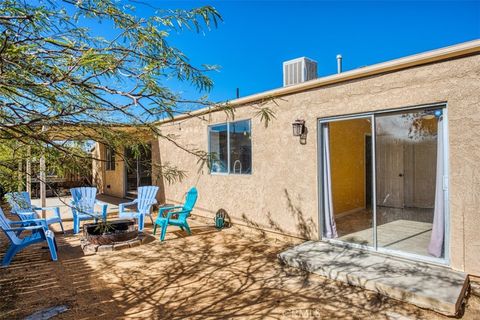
[208,119,252,174]
[105,147,115,171]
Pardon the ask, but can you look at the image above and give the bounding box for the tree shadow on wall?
[239,188,316,240]
[283,189,316,239]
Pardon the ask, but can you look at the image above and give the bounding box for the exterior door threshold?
[278,240,469,316]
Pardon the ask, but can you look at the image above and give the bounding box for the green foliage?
[93,220,115,235]
[0,142,20,192]
[0,0,223,190]
[0,1,276,191]
[254,105,277,128]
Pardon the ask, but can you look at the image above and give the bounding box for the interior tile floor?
[335,207,435,257]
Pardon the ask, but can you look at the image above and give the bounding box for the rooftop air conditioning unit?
[283,57,317,87]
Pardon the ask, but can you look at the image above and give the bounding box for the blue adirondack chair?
[0,207,58,267]
[119,186,159,232]
[5,192,65,234]
[70,187,108,234]
[153,187,198,241]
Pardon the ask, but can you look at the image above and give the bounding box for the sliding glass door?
[375,110,445,258]
[321,117,374,246]
[320,106,447,262]
[124,144,152,199]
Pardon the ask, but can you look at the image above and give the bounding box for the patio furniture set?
[0,186,198,267]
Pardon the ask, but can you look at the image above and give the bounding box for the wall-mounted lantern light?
[292,119,305,136]
[292,119,308,145]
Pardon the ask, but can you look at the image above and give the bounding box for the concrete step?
[278,241,469,316]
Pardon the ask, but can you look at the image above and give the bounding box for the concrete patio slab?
[278,241,469,316]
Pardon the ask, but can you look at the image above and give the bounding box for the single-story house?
[92,39,480,278]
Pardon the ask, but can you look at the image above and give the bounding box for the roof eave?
[157,39,480,125]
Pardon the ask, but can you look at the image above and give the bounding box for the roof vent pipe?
[336,54,342,73]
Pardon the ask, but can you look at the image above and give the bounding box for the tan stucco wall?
[92,143,104,193]
[151,138,166,204]
[98,53,480,275]
[93,143,125,198]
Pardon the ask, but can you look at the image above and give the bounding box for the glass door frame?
[317,103,449,266]
[124,143,152,199]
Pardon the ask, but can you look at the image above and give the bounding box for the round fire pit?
[84,219,138,245]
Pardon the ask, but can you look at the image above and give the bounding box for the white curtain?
[428,116,445,257]
[323,124,338,239]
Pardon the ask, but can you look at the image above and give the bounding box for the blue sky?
[105,1,480,104]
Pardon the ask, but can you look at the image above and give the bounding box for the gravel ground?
[1,215,479,320]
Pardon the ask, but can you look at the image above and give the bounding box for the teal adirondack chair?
[70,187,108,234]
[119,186,159,232]
[0,207,58,267]
[5,192,65,234]
[153,187,198,241]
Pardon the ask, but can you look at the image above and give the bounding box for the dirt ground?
[1,215,479,320]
